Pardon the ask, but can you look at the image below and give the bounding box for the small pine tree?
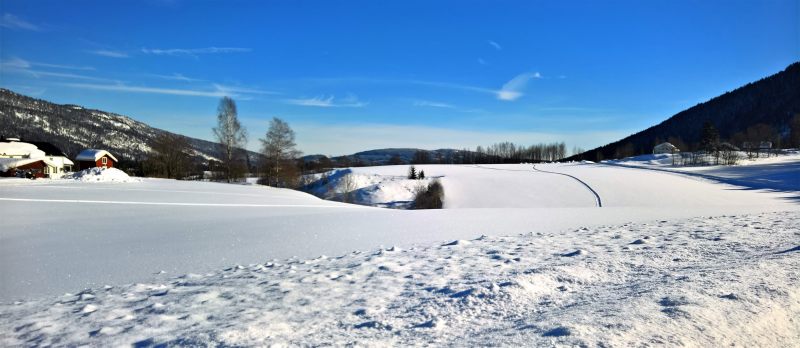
[418,170,425,179]
[408,165,417,179]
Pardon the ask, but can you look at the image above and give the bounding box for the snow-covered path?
[2,212,798,346]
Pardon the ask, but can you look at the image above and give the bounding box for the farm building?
[0,139,73,178]
[0,158,58,178]
[653,142,680,154]
[76,149,118,170]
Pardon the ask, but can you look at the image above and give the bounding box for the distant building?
[653,142,680,154]
[0,138,73,178]
[76,149,118,170]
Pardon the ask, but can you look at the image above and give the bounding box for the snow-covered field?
[3,212,798,346]
[1,158,799,346]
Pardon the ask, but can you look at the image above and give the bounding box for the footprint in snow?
[560,249,585,257]
[542,326,571,337]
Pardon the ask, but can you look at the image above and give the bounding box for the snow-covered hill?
[0,88,258,163]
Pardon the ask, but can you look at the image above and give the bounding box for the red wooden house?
[75,149,118,170]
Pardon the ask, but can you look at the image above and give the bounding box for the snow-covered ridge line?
[2,212,797,346]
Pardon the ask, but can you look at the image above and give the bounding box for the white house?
[0,139,74,177]
[653,142,680,154]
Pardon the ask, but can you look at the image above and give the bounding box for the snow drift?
[68,167,140,183]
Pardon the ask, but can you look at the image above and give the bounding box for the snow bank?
[304,168,430,208]
[2,212,798,346]
[68,167,140,183]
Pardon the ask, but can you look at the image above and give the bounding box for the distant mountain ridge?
[567,62,800,161]
[0,88,259,164]
[303,148,469,166]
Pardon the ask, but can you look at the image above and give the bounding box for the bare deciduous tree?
[212,97,248,182]
[146,132,192,178]
[338,173,358,203]
[260,117,302,187]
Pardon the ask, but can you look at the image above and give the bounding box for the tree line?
[143,96,576,185]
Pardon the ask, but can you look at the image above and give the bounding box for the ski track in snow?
[531,164,602,207]
[1,212,798,346]
[473,164,603,207]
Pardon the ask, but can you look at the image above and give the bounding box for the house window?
[102,157,107,165]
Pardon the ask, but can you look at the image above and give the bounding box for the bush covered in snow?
[68,167,140,183]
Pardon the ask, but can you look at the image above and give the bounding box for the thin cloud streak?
[0,13,40,31]
[1,57,94,71]
[141,47,252,57]
[148,73,204,82]
[213,84,279,96]
[287,95,366,108]
[413,100,456,109]
[89,50,129,58]
[62,83,231,98]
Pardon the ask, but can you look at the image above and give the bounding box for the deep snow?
[1,162,797,301]
[2,212,798,346]
[1,158,799,345]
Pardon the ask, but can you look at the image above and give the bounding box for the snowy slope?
[1,212,798,346]
[1,162,798,301]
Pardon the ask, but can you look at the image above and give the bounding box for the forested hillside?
[566,62,800,161]
[0,88,259,166]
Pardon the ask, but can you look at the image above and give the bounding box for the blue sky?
[1,0,797,156]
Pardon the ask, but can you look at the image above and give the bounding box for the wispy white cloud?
[141,47,252,57]
[148,73,204,82]
[88,50,129,58]
[1,59,114,82]
[0,13,40,31]
[60,82,275,99]
[0,57,30,69]
[1,57,94,71]
[213,84,278,96]
[487,40,502,51]
[62,83,230,98]
[33,62,95,71]
[477,58,487,65]
[287,94,367,108]
[294,75,543,102]
[497,72,542,101]
[413,100,456,109]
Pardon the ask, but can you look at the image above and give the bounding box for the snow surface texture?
[1,162,798,301]
[1,212,798,346]
[68,167,140,183]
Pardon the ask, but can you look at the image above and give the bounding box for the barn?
[76,149,118,170]
[0,158,57,178]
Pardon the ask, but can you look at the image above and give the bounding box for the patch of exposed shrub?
[413,180,444,209]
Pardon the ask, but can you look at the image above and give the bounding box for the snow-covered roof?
[0,157,57,171]
[0,141,46,158]
[75,149,118,162]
